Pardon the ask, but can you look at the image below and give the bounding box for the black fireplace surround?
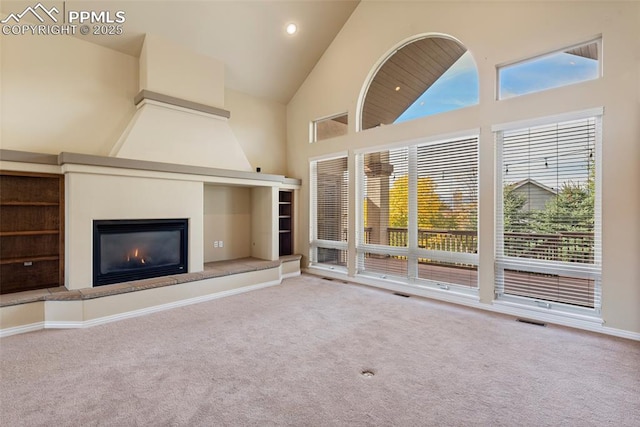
[93,219,188,286]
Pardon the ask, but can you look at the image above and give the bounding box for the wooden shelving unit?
[0,172,64,294]
[278,191,293,256]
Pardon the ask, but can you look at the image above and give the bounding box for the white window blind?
[496,115,601,311]
[416,137,478,288]
[356,134,479,289]
[357,147,409,277]
[310,156,349,268]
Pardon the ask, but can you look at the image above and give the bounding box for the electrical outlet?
[214,241,219,248]
[219,241,224,248]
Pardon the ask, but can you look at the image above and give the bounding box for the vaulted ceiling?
[1,0,360,104]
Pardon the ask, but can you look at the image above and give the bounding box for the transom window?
[498,39,601,100]
[360,35,479,131]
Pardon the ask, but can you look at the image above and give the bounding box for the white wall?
[287,1,640,334]
[226,89,288,175]
[1,31,288,174]
[1,32,138,155]
[140,33,225,107]
[203,185,252,262]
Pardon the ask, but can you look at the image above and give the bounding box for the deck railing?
[362,227,593,263]
[386,227,478,254]
[503,231,594,263]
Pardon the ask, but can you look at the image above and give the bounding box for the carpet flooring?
[1,274,639,426]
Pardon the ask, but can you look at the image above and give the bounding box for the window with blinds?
[310,156,349,268]
[416,137,478,287]
[356,135,479,289]
[495,112,601,311]
[358,148,409,277]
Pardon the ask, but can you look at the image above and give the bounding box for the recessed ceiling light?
[395,86,401,91]
[286,23,297,35]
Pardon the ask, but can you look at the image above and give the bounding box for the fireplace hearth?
[93,219,188,286]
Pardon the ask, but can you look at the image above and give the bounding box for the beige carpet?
[1,274,639,426]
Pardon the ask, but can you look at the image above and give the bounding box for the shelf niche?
[0,172,64,294]
[278,190,293,256]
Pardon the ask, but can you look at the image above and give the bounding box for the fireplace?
[93,219,188,286]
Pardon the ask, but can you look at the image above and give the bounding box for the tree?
[503,184,532,233]
[536,181,594,233]
[388,175,452,229]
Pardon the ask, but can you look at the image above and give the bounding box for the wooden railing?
[503,231,594,263]
[362,227,593,263]
[386,227,478,254]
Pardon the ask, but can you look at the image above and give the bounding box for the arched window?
[360,35,479,131]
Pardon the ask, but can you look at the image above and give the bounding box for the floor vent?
[361,370,375,377]
[393,292,410,298]
[516,318,547,327]
[322,277,335,281]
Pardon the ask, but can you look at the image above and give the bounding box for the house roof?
[511,178,557,195]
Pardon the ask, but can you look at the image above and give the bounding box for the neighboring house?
[511,178,557,212]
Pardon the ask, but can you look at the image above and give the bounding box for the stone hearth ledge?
[0,256,301,308]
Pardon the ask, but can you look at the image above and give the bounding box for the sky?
[388,48,598,193]
[394,49,598,122]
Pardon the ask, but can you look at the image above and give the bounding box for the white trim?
[353,128,480,155]
[0,280,283,337]
[310,112,349,144]
[496,258,601,279]
[310,239,348,251]
[303,269,640,341]
[78,280,282,329]
[281,271,301,279]
[308,151,349,163]
[492,107,604,132]
[496,37,602,70]
[0,321,45,338]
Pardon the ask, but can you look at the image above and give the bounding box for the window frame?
[310,112,349,143]
[355,130,480,293]
[493,108,603,316]
[309,152,350,271]
[496,38,602,100]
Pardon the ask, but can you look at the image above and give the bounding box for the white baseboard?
[0,321,45,338]
[1,280,283,337]
[282,271,301,279]
[304,268,640,341]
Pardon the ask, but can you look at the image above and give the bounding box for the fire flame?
[126,248,146,264]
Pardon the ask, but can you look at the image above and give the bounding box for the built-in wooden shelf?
[1,256,59,265]
[1,201,59,206]
[278,191,293,256]
[0,172,64,294]
[0,230,59,237]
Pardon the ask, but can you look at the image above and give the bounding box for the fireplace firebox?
[93,219,188,286]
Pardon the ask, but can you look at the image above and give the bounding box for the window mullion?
[408,145,418,280]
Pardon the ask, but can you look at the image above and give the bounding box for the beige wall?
[65,170,204,290]
[251,186,278,261]
[140,34,225,107]
[203,185,252,262]
[0,31,138,155]
[1,31,287,175]
[226,89,288,175]
[287,1,640,333]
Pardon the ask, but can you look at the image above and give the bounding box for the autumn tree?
[388,175,452,229]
